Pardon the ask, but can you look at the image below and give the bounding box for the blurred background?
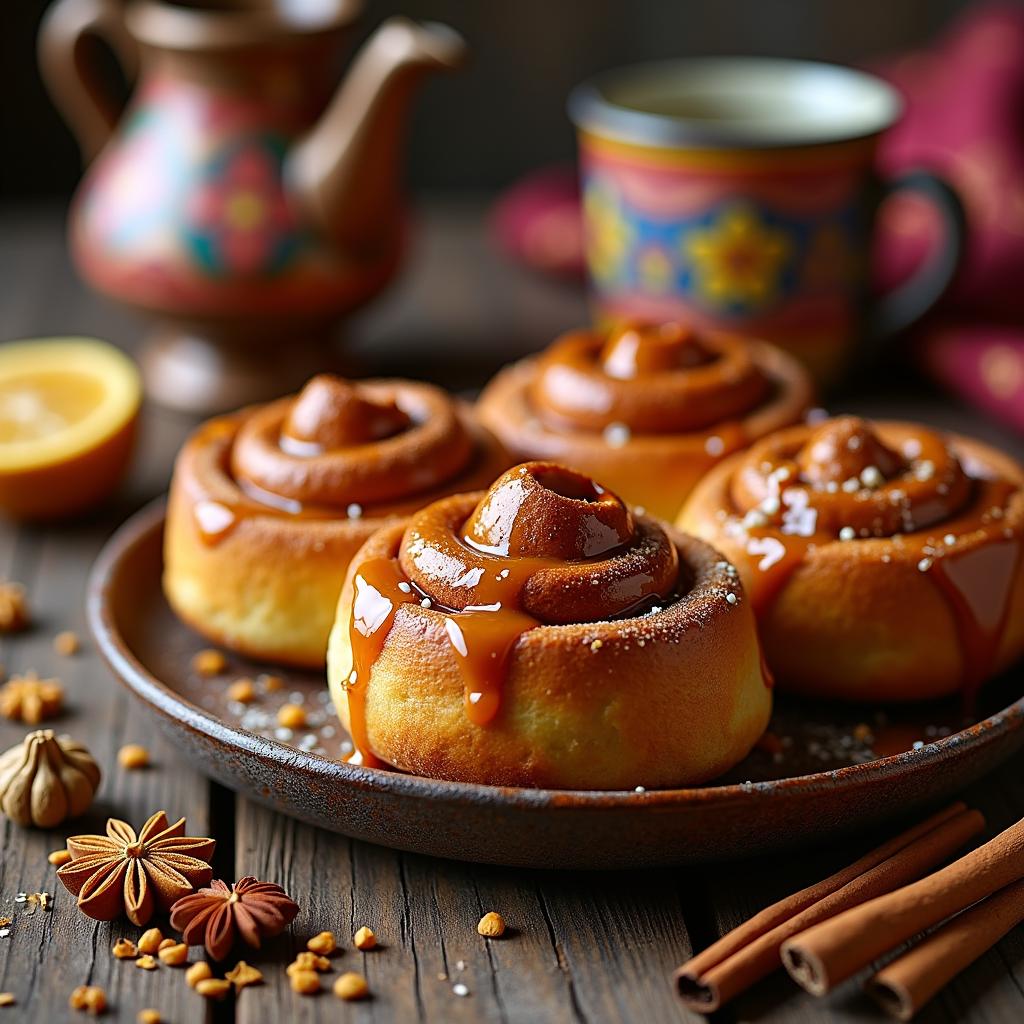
[2,0,1023,431]
[0,0,984,200]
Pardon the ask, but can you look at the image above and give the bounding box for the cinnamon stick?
[866,878,1024,1021]
[781,815,1024,997]
[673,803,983,1012]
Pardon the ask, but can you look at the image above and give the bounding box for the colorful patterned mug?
[569,58,965,385]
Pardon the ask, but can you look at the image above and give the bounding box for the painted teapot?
[39,0,465,412]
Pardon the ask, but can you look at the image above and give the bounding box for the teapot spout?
[286,17,465,256]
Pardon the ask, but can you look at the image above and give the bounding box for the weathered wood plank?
[0,213,212,1021]
[234,796,700,1024]
[0,524,214,1022]
[3,202,1024,1024]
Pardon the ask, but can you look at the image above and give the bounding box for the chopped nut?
[48,849,72,866]
[0,672,63,724]
[0,993,14,1007]
[112,938,138,959]
[195,978,231,1000]
[288,951,330,974]
[477,911,506,938]
[290,969,321,995]
[226,961,263,990]
[353,925,377,950]
[137,928,163,955]
[227,678,256,703]
[70,985,107,1014]
[118,744,150,770]
[185,962,213,988]
[158,942,188,966]
[158,938,175,951]
[137,1011,160,1024]
[0,582,29,633]
[54,631,80,656]
[261,674,284,693]
[192,649,227,677]
[307,930,336,955]
[25,891,51,913]
[334,972,369,1001]
[135,954,158,971]
[277,703,306,729]
[82,988,108,1013]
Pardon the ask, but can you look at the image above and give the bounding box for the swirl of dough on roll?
[327,461,773,789]
[477,322,814,519]
[229,375,479,511]
[680,416,1024,701]
[163,375,510,667]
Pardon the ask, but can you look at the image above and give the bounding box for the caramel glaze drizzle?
[527,321,770,444]
[721,416,1023,698]
[189,374,480,544]
[344,462,682,767]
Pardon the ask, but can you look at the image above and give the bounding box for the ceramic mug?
[569,58,965,385]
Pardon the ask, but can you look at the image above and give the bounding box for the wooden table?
[0,202,1023,1024]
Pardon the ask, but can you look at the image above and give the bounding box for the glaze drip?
[722,417,1023,695]
[345,462,685,764]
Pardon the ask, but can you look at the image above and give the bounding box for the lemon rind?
[0,338,141,473]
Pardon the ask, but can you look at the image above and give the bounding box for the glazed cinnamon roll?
[477,321,813,520]
[680,416,1024,701]
[326,461,772,789]
[164,375,510,666]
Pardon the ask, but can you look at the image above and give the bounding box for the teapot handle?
[38,0,138,163]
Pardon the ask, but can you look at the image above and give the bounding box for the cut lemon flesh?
[0,339,141,471]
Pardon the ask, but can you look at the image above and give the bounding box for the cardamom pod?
[0,730,100,828]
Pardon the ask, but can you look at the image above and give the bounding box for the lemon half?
[0,338,141,520]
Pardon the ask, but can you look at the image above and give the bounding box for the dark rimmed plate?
[87,499,1024,869]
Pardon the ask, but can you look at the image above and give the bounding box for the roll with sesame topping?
[327,461,770,789]
[164,375,510,667]
[477,322,813,519]
[680,416,1024,701]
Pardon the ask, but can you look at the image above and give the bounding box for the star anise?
[57,811,215,925]
[169,876,300,961]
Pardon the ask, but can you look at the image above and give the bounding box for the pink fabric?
[489,164,585,279]
[874,4,1024,319]
[922,324,1024,435]
[873,4,1024,432]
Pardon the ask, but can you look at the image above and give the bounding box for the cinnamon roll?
[477,321,813,520]
[326,461,772,789]
[679,416,1024,701]
[164,375,510,666]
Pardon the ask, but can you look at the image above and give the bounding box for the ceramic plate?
[87,500,1024,869]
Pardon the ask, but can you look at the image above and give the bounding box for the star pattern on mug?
[684,204,792,307]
